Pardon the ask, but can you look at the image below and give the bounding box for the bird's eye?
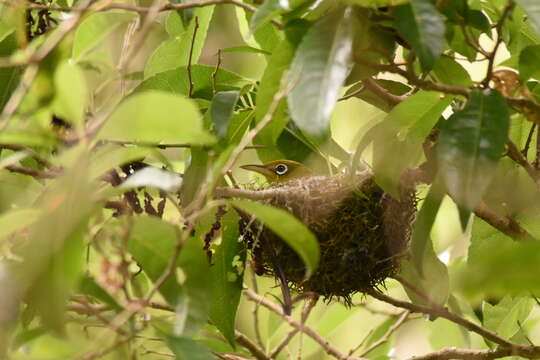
[275,164,288,175]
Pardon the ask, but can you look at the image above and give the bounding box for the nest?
[238,172,416,302]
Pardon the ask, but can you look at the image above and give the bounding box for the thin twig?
[244,289,366,360]
[187,16,200,98]
[5,165,59,179]
[235,330,271,360]
[482,1,515,87]
[0,0,95,128]
[362,78,406,106]
[249,269,265,349]
[506,140,538,182]
[358,310,409,357]
[368,290,539,353]
[212,49,222,95]
[406,347,517,360]
[522,124,536,157]
[269,295,319,359]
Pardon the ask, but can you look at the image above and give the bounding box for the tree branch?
[234,331,270,360]
[482,1,515,87]
[244,289,366,360]
[368,290,540,358]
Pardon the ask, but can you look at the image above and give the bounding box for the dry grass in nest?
[238,172,417,302]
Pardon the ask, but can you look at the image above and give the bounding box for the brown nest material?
[234,171,416,302]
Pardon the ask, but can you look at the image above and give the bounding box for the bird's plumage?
[240,160,312,184]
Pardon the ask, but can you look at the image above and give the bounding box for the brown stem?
[244,289,366,360]
[187,16,200,98]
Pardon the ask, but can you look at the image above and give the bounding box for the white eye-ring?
[275,163,288,175]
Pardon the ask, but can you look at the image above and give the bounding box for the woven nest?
[239,172,416,302]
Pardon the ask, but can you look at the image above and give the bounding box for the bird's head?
[240,160,312,184]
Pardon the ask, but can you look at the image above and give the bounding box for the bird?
[239,160,312,315]
[240,160,312,184]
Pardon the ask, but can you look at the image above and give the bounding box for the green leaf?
[221,45,271,55]
[345,79,411,112]
[395,0,445,71]
[88,144,151,180]
[372,91,452,197]
[166,11,185,37]
[209,210,245,347]
[438,89,510,213]
[483,296,534,340]
[229,199,319,277]
[254,36,296,154]
[433,55,473,87]
[135,65,249,100]
[345,0,408,6]
[287,8,354,138]
[144,6,214,79]
[128,216,182,305]
[72,12,135,60]
[99,91,216,145]
[227,111,253,144]
[519,45,540,80]
[409,179,444,276]
[362,318,395,357]
[0,208,40,241]
[129,214,213,337]
[165,336,215,360]
[400,180,448,307]
[53,61,88,128]
[210,91,240,140]
[0,34,21,110]
[180,147,208,207]
[249,0,281,34]
[462,214,540,298]
[514,0,540,37]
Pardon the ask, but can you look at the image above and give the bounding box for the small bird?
[240,160,312,184]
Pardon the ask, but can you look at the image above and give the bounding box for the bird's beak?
[240,164,274,177]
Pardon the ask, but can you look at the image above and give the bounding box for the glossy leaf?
[288,8,354,138]
[210,91,240,140]
[395,0,445,71]
[229,199,319,277]
[99,91,216,145]
[433,55,473,87]
[438,89,510,212]
[209,210,245,347]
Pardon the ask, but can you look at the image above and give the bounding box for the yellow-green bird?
[240,160,312,184]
